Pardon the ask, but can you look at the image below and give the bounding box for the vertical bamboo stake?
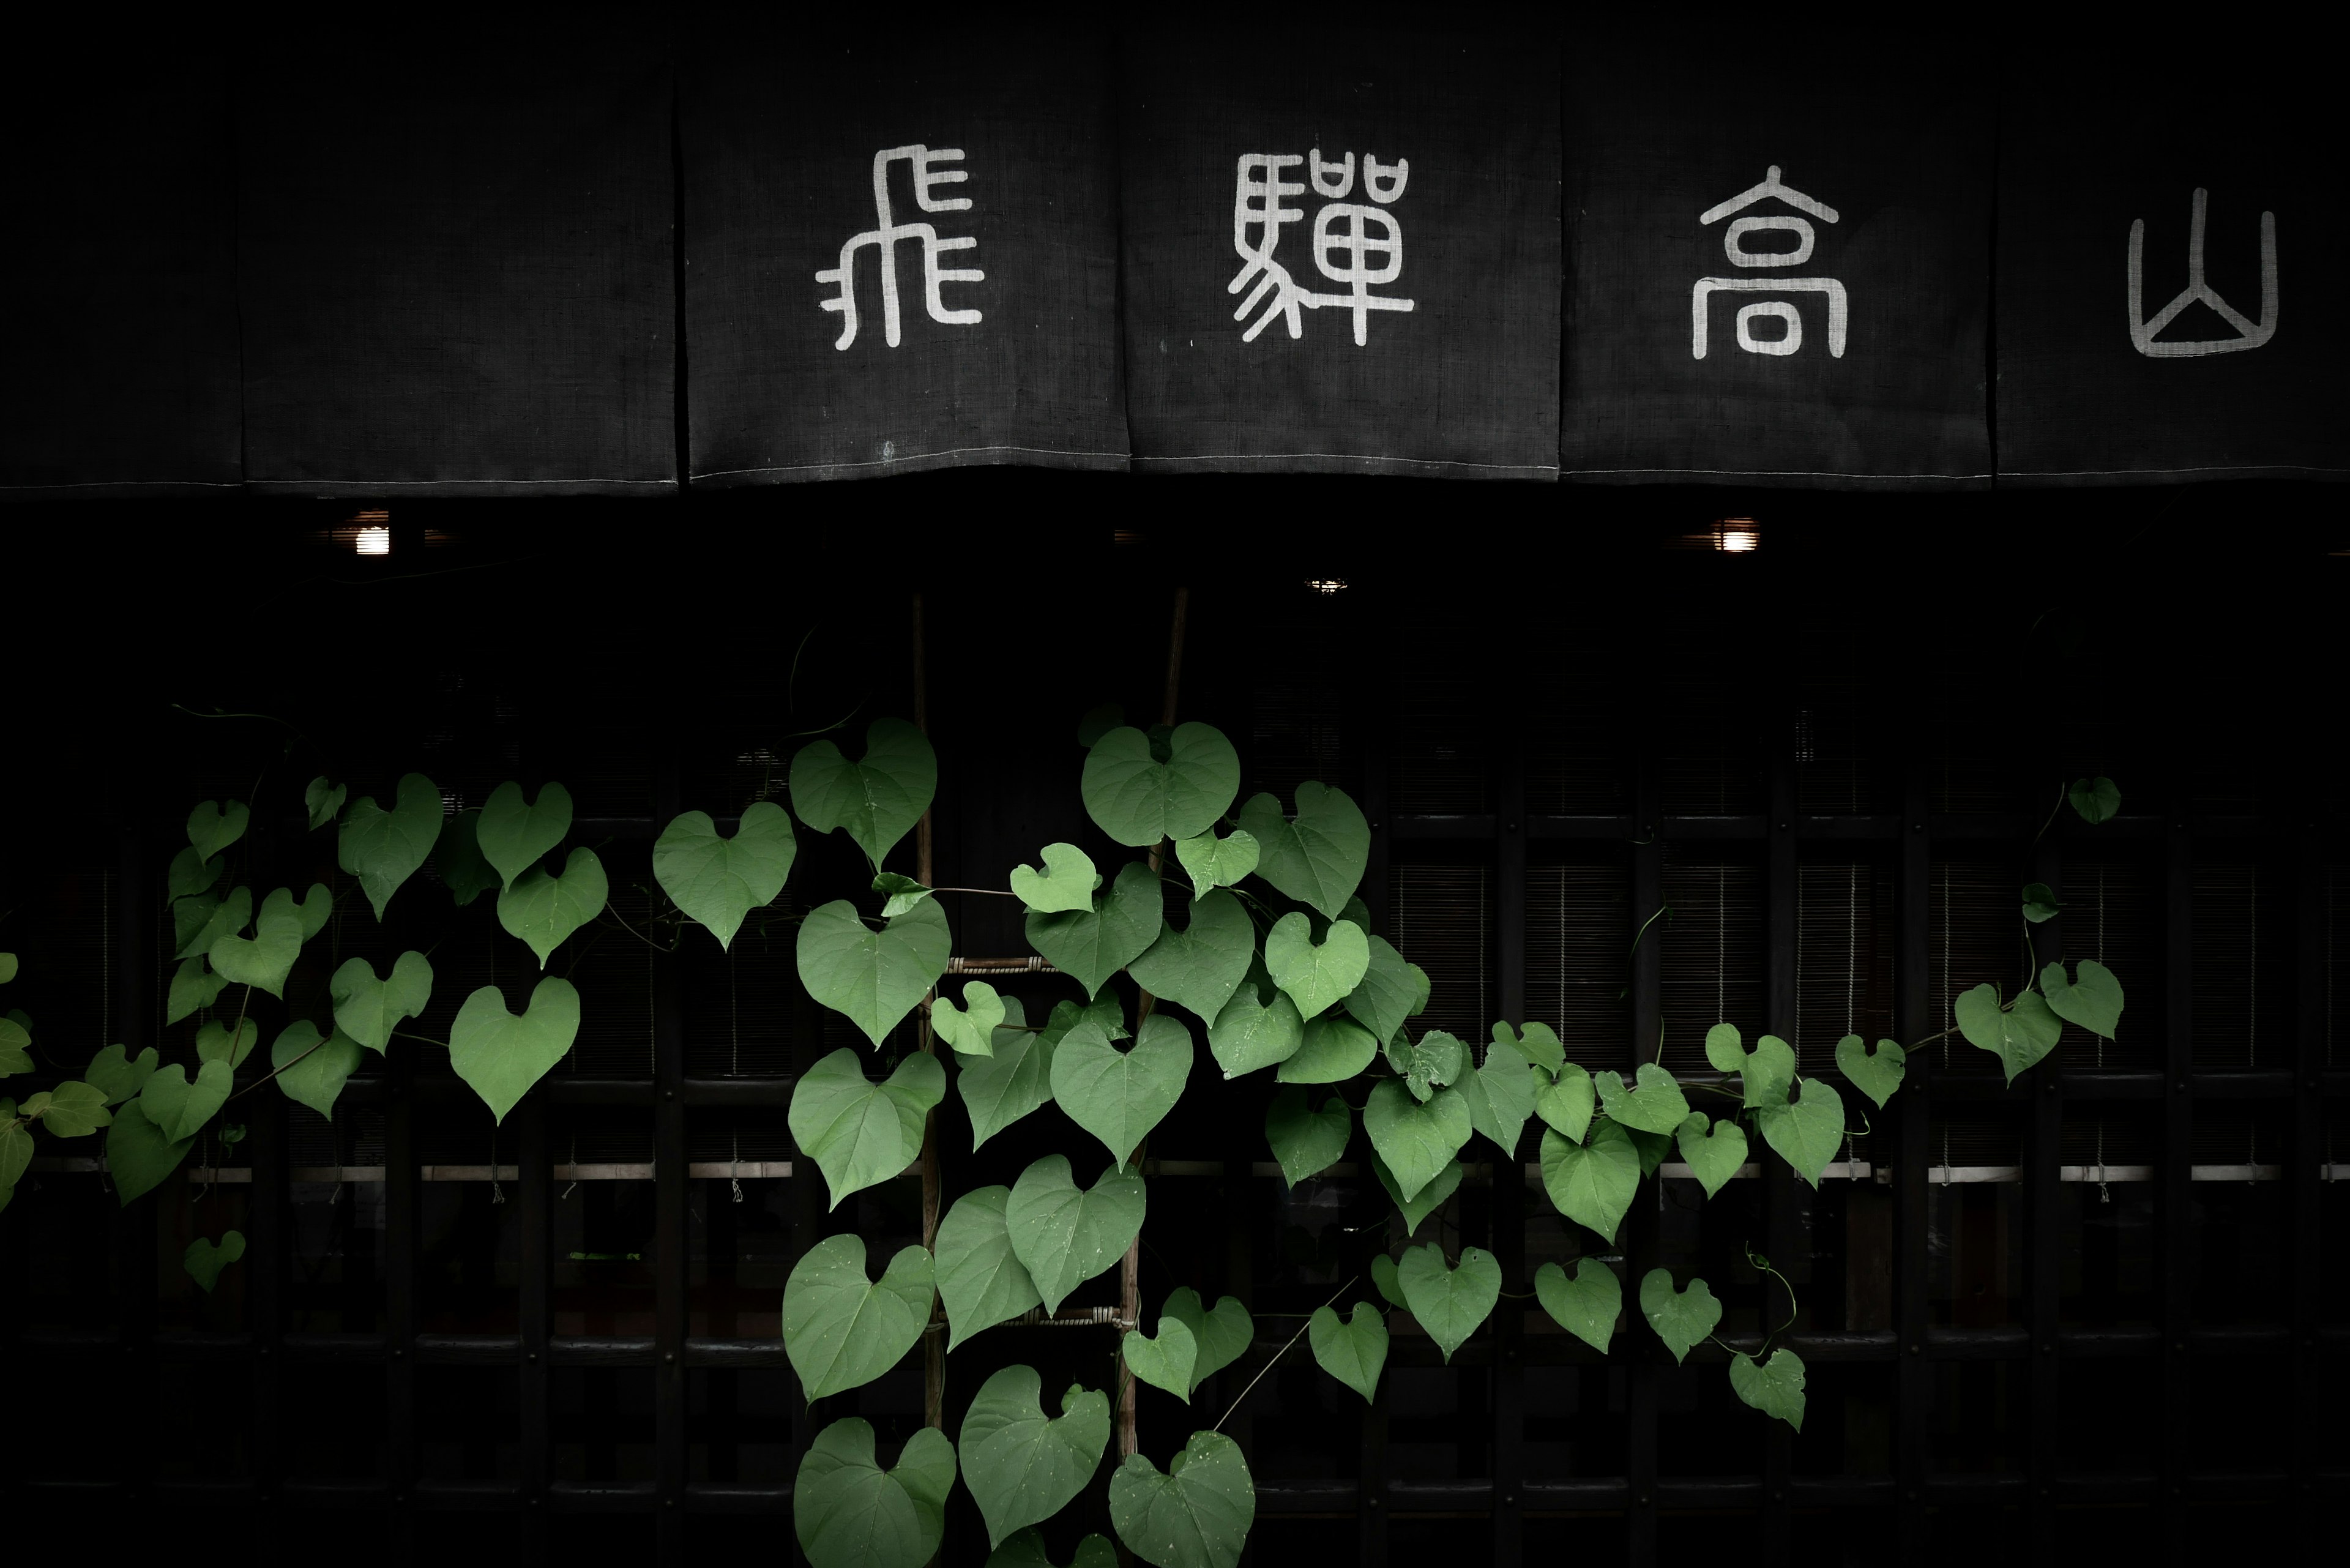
[1119,585,1191,1462]
[912,592,946,1441]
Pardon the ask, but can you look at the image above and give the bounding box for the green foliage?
[1706,1024,1797,1109]
[936,1186,1042,1350]
[166,845,228,900]
[1755,1077,1846,1188]
[330,952,433,1053]
[1493,1020,1565,1075]
[2042,959,2124,1039]
[195,1018,258,1068]
[446,977,583,1124]
[1207,983,1306,1078]
[174,886,250,961]
[105,1102,193,1205]
[791,718,938,868]
[1729,1348,1807,1430]
[1272,1012,1372,1083]
[185,799,250,862]
[1595,1062,1691,1136]
[1161,1289,1252,1394]
[1534,1062,1595,1143]
[1026,862,1162,999]
[1396,1243,1501,1362]
[1130,890,1253,1023]
[1362,1079,1470,1203]
[1122,1316,1199,1401]
[1051,1014,1192,1171]
[23,1081,111,1137]
[1173,828,1258,896]
[1263,914,1368,1020]
[184,1229,246,1293]
[1263,1087,1349,1185]
[1542,1117,1640,1242]
[0,951,15,985]
[165,958,228,1025]
[435,808,498,905]
[783,1234,935,1402]
[1370,1253,1407,1310]
[270,1021,363,1120]
[987,1531,1118,1568]
[789,1048,946,1209]
[477,781,573,887]
[1955,983,2062,1082]
[1340,936,1424,1044]
[304,777,346,831]
[207,906,303,998]
[0,1015,31,1076]
[959,997,1060,1149]
[84,1045,158,1107]
[1005,1155,1146,1314]
[2068,775,2121,824]
[1639,1270,1721,1364]
[1081,723,1241,848]
[1370,1148,1460,1236]
[1010,843,1100,915]
[1308,1302,1388,1402]
[140,1060,231,1143]
[797,898,952,1047]
[874,873,933,917]
[932,980,1005,1057]
[496,846,608,967]
[337,774,444,920]
[1386,1028,1464,1102]
[795,1419,956,1568]
[1110,1431,1255,1568]
[1674,1112,1748,1197]
[958,1366,1111,1547]
[1835,1035,1906,1108]
[1534,1258,1621,1353]
[1234,783,1369,920]
[652,802,796,949]
[2021,882,2061,923]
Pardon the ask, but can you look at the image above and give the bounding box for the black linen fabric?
[685,28,1126,485]
[1561,29,1992,488]
[1119,24,1561,479]
[237,25,675,496]
[0,39,241,498]
[1996,51,2345,485]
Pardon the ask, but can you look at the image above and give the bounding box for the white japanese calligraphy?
[817,144,984,351]
[2128,188,2277,358]
[1229,147,1416,346]
[1691,165,1848,359]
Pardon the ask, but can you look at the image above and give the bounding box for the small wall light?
[1716,519,1760,552]
[1305,578,1350,594]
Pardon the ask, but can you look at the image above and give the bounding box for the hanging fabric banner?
[1996,52,2344,484]
[685,30,1126,485]
[0,35,240,499]
[237,26,675,496]
[1561,30,1991,488]
[1118,25,1560,479]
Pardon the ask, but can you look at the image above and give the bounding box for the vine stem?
[1212,1274,1356,1433]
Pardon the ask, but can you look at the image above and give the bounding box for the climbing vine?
[0,689,2127,1568]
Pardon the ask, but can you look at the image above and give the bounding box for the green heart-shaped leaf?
[1534,1063,1595,1143]
[1834,1034,1906,1109]
[1454,1048,1540,1154]
[435,808,498,906]
[799,898,952,1047]
[1122,1317,1199,1402]
[1386,1029,1466,1101]
[652,802,797,949]
[783,1234,935,1402]
[873,873,933,918]
[1363,1080,1471,1203]
[986,1529,1119,1568]
[478,780,575,889]
[960,998,1062,1149]
[186,799,249,862]
[337,774,444,920]
[1541,1118,1640,1243]
[789,1047,945,1210]
[1081,723,1242,848]
[1755,1077,1845,1187]
[1109,1430,1255,1568]
[184,1230,247,1293]
[2042,959,2123,1039]
[1308,1302,1389,1402]
[790,718,937,869]
[1162,1289,1253,1392]
[270,1020,364,1120]
[1370,1253,1408,1310]
[2068,775,2121,826]
[936,1185,1043,1349]
[959,1365,1112,1548]
[1264,1087,1350,1185]
[1674,1111,1748,1197]
[0,1020,28,1077]
[104,1102,193,1204]
[1026,862,1162,999]
[1130,890,1254,1023]
[165,958,228,1025]
[138,1059,231,1144]
[2021,882,2061,924]
[1209,982,1306,1078]
[1338,936,1420,1044]
[1051,1014,1192,1171]
[27,1080,112,1138]
[1595,1062,1690,1135]
[1954,984,2062,1082]
[304,777,347,831]
[174,886,250,961]
[194,1018,257,1067]
[497,846,608,968]
[1234,783,1370,921]
[1010,843,1100,915]
[207,909,303,999]
[1005,1155,1147,1315]
[1534,1258,1621,1353]
[794,1418,956,1568]
[1173,829,1258,897]
[1274,1012,1375,1083]
[84,1045,158,1107]
[1492,1020,1566,1076]
[268,883,334,943]
[1639,1269,1721,1364]
[447,976,583,1124]
[1370,1146,1461,1236]
[932,980,1005,1057]
[1263,914,1368,1021]
[166,845,228,900]
[1705,1025,1796,1109]
[1396,1242,1501,1363]
[1729,1348,1807,1430]
[330,951,434,1053]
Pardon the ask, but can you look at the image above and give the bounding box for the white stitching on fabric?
[695,444,1127,479]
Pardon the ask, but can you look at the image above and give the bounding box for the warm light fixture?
[1306,578,1349,594]
[325,509,394,555]
[354,526,391,556]
[1716,518,1759,552]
